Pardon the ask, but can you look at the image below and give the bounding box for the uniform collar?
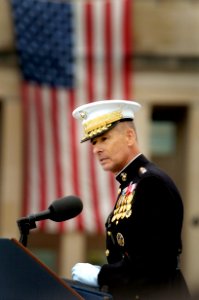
[116,154,149,185]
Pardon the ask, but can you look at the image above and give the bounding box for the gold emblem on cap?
[79,110,87,120]
[120,172,127,182]
[117,232,125,246]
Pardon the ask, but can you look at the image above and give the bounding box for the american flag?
[11,0,133,233]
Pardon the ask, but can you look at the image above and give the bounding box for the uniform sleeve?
[98,255,131,287]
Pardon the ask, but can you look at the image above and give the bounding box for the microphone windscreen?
[49,195,83,222]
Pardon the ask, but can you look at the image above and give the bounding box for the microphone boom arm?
[17,216,37,247]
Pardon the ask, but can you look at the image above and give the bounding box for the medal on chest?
[111,182,136,224]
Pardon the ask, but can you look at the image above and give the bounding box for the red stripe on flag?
[85,2,94,100]
[122,0,132,99]
[69,89,84,231]
[51,88,63,198]
[104,1,112,98]
[34,85,46,230]
[89,147,103,232]
[21,82,30,216]
[85,2,103,233]
[109,174,117,207]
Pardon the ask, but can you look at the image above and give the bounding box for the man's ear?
[126,128,136,146]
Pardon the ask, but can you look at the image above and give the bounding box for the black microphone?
[17,195,83,247]
[28,195,83,222]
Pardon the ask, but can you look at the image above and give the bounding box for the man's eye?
[91,140,97,145]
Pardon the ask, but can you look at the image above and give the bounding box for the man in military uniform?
[71,100,190,300]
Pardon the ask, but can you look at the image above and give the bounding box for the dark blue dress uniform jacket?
[98,154,190,300]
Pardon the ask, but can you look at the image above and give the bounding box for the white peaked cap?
[72,100,141,142]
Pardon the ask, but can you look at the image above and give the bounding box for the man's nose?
[92,143,102,155]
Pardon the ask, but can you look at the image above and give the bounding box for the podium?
[0,238,112,300]
[0,238,83,300]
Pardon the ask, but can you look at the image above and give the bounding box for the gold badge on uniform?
[139,166,147,176]
[116,232,125,246]
[79,110,87,120]
[120,172,127,182]
[125,209,132,218]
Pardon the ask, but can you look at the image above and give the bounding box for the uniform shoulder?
[137,162,180,193]
[138,162,171,181]
[137,162,182,200]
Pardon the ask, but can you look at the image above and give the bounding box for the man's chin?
[100,163,111,172]
[101,166,109,171]
[101,164,116,173]
[100,163,120,175]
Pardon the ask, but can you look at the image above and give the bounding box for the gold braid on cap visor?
[83,110,123,139]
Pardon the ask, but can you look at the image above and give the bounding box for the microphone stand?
[17,216,37,247]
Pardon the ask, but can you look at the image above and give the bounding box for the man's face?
[91,123,135,174]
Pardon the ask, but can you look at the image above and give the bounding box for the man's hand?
[71,263,101,287]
